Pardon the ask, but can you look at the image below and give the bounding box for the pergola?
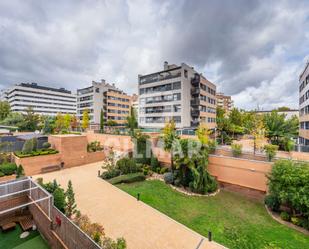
[0,177,53,218]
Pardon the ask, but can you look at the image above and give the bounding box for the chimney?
[101,79,105,83]
[164,61,168,70]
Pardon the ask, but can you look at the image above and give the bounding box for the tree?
[106,119,117,127]
[195,123,211,145]
[64,114,72,130]
[55,113,65,133]
[65,180,77,218]
[126,106,138,136]
[100,109,105,132]
[71,115,79,130]
[162,120,179,170]
[132,130,151,164]
[53,187,66,212]
[42,116,53,134]
[276,106,290,111]
[19,107,39,131]
[246,113,265,154]
[0,101,10,120]
[82,109,89,130]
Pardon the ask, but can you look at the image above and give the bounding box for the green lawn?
[0,224,49,249]
[118,180,309,249]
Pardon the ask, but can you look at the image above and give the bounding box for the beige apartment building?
[216,92,233,113]
[77,80,131,129]
[138,62,217,129]
[299,62,309,146]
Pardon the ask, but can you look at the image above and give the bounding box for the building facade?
[77,80,131,128]
[3,83,76,116]
[216,92,233,113]
[299,62,309,146]
[138,62,217,129]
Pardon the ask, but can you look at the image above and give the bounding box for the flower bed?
[14,149,59,158]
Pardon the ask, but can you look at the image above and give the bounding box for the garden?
[14,138,58,158]
[0,153,24,178]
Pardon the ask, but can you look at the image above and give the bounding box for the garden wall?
[14,153,61,175]
[85,132,133,152]
[208,155,272,192]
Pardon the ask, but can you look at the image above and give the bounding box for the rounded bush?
[280,211,290,221]
[42,142,51,149]
[264,195,280,212]
[163,172,174,184]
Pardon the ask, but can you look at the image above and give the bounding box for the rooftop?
[17,83,72,94]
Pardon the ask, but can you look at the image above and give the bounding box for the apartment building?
[216,92,233,113]
[77,80,131,128]
[299,62,309,146]
[3,83,76,116]
[138,62,217,129]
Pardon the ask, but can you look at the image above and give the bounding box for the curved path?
[35,162,226,249]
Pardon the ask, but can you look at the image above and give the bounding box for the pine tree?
[65,180,77,218]
[100,109,104,133]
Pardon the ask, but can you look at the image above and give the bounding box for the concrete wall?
[208,155,272,192]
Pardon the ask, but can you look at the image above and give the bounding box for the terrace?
[0,177,102,249]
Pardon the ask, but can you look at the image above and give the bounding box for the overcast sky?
[0,0,309,110]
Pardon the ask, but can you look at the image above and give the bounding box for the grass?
[0,224,49,249]
[118,180,309,249]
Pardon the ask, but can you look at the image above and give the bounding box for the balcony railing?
[191,73,200,86]
[191,87,200,96]
[190,99,200,106]
[140,72,181,85]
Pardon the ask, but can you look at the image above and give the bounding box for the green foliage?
[264,195,280,212]
[53,188,66,212]
[280,211,290,221]
[22,138,37,154]
[267,160,309,222]
[101,168,121,179]
[116,157,140,174]
[264,144,278,161]
[108,172,145,185]
[0,163,17,175]
[15,148,58,158]
[0,101,10,120]
[0,112,23,129]
[64,114,72,130]
[65,180,77,218]
[100,109,104,132]
[106,119,117,127]
[42,117,54,134]
[19,107,39,131]
[173,138,217,194]
[42,142,51,149]
[150,155,160,171]
[231,143,242,157]
[87,141,102,152]
[132,130,151,164]
[291,217,301,226]
[101,237,127,249]
[0,172,4,177]
[16,165,24,178]
[126,106,138,136]
[82,109,89,130]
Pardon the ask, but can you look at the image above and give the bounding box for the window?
[184,70,188,78]
[173,104,181,112]
[173,82,181,90]
[173,93,181,101]
[95,88,100,93]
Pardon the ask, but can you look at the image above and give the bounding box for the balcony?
[191,87,200,96]
[191,110,200,117]
[191,120,200,127]
[191,73,200,87]
[190,98,200,106]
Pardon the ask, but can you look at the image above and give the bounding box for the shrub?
[264,195,280,212]
[108,173,146,185]
[207,140,217,153]
[87,141,102,152]
[116,157,139,174]
[101,169,121,180]
[231,143,242,157]
[280,211,290,221]
[42,142,51,149]
[142,165,152,176]
[150,155,160,171]
[0,171,4,177]
[159,167,169,174]
[22,139,34,154]
[163,172,174,184]
[0,163,17,175]
[16,165,24,178]
[264,144,278,161]
[53,187,66,212]
[291,217,301,226]
[299,218,309,230]
[267,159,309,220]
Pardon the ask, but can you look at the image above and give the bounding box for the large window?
[139,81,181,95]
[145,93,181,104]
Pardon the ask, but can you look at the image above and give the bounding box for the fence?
[0,136,48,152]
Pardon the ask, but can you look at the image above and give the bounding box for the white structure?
[299,62,309,146]
[138,62,217,129]
[3,83,76,116]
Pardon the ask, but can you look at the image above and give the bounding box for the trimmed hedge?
[15,149,58,158]
[108,173,145,185]
[0,163,17,176]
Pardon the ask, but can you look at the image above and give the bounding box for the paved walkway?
[35,163,225,249]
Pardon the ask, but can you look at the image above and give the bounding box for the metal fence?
[0,136,48,152]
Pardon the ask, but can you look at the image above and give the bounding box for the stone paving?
[35,162,226,249]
